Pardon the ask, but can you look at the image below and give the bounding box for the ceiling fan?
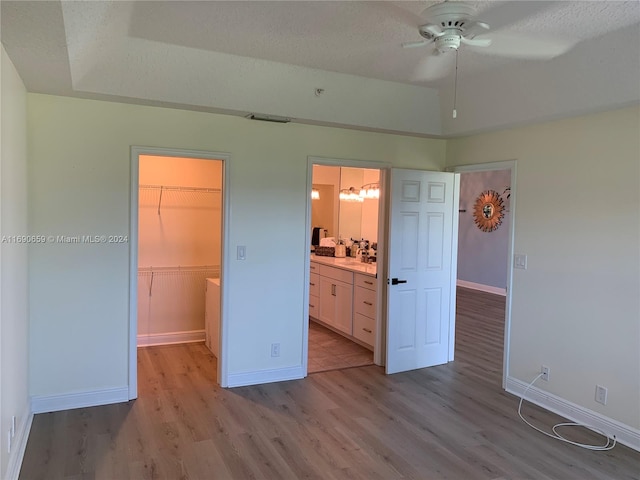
[400,1,576,117]
[402,2,491,53]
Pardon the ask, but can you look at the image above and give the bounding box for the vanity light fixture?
[339,187,364,202]
[311,189,320,200]
[359,182,380,199]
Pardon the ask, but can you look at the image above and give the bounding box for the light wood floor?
[308,320,373,373]
[20,288,639,479]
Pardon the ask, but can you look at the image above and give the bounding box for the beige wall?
[27,93,446,396]
[0,47,29,478]
[446,106,640,429]
[138,155,222,337]
[138,155,222,269]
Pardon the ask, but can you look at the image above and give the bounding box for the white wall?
[0,47,30,479]
[27,93,446,397]
[446,106,640,430]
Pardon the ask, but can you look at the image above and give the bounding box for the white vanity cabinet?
[353,273,376,347]
[309,262,320,319]
[317,264,353,335]
[309,256,376,349]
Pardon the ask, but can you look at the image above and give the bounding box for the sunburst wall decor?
[473,190,505,232]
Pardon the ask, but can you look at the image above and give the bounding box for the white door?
[386,169,459,374]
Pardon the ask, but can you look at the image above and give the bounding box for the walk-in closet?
[137,155,222,365]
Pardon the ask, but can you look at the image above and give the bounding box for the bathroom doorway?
[306,158,388,374]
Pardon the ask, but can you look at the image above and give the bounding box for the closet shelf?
[138,265,220,296]
[139,184,221,214]
[138,265,219,273]
[139,184,221,194]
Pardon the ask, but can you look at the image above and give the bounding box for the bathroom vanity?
[309,254,377,350]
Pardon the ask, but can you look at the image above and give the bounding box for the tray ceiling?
[2,1,639,136]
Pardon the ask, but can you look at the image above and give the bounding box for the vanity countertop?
[310,254,377,277]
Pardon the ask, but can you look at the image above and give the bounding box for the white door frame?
[128,146,232,399]
[447,160,516,389]
[304,156,391,371]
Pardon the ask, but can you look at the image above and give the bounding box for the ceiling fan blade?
[410,50,456,83]
[477,32,575,59]
[463,21,490,39]
[476,1,558,31]
[379,2,425,28]
[402,40,429,49]
[459,36,491,48]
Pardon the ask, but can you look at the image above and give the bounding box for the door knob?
[390,278,407,285]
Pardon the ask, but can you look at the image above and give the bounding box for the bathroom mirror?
[311,165,380,246]
[311,183,336,237]
[338,167,364,242]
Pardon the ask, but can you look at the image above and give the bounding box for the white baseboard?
[506,376,640,452]
[137,329,205,347]
[226,365,305,388]
[457,280,506,296]
[5,404,33,480]
[31,386,130,414]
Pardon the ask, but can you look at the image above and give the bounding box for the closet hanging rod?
[139,184,220,214]
[139,184,221,193]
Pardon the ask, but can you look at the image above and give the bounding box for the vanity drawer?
[309,261,319,273]
[319,264,353,284]
[309,272,320,297]
[309,294,319,318]
[354,285,376,318]
[353,313,375,346]
[355,273,376,291]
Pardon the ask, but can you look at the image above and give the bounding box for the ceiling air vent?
[245,113,292,123]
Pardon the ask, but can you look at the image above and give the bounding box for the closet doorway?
[128,147,230,399]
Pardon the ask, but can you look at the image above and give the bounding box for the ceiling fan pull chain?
[453,49,459,119]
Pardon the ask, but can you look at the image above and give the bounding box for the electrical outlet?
[595,385,608,405]
[541,365,550,381]
[271,343,280,357]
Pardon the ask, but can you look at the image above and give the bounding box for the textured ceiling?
[2,1,640,136]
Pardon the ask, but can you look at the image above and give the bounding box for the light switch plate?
[237,245,246,260]
[514,254,527,269]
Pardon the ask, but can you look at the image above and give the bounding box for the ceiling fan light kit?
[434,34,461,53]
